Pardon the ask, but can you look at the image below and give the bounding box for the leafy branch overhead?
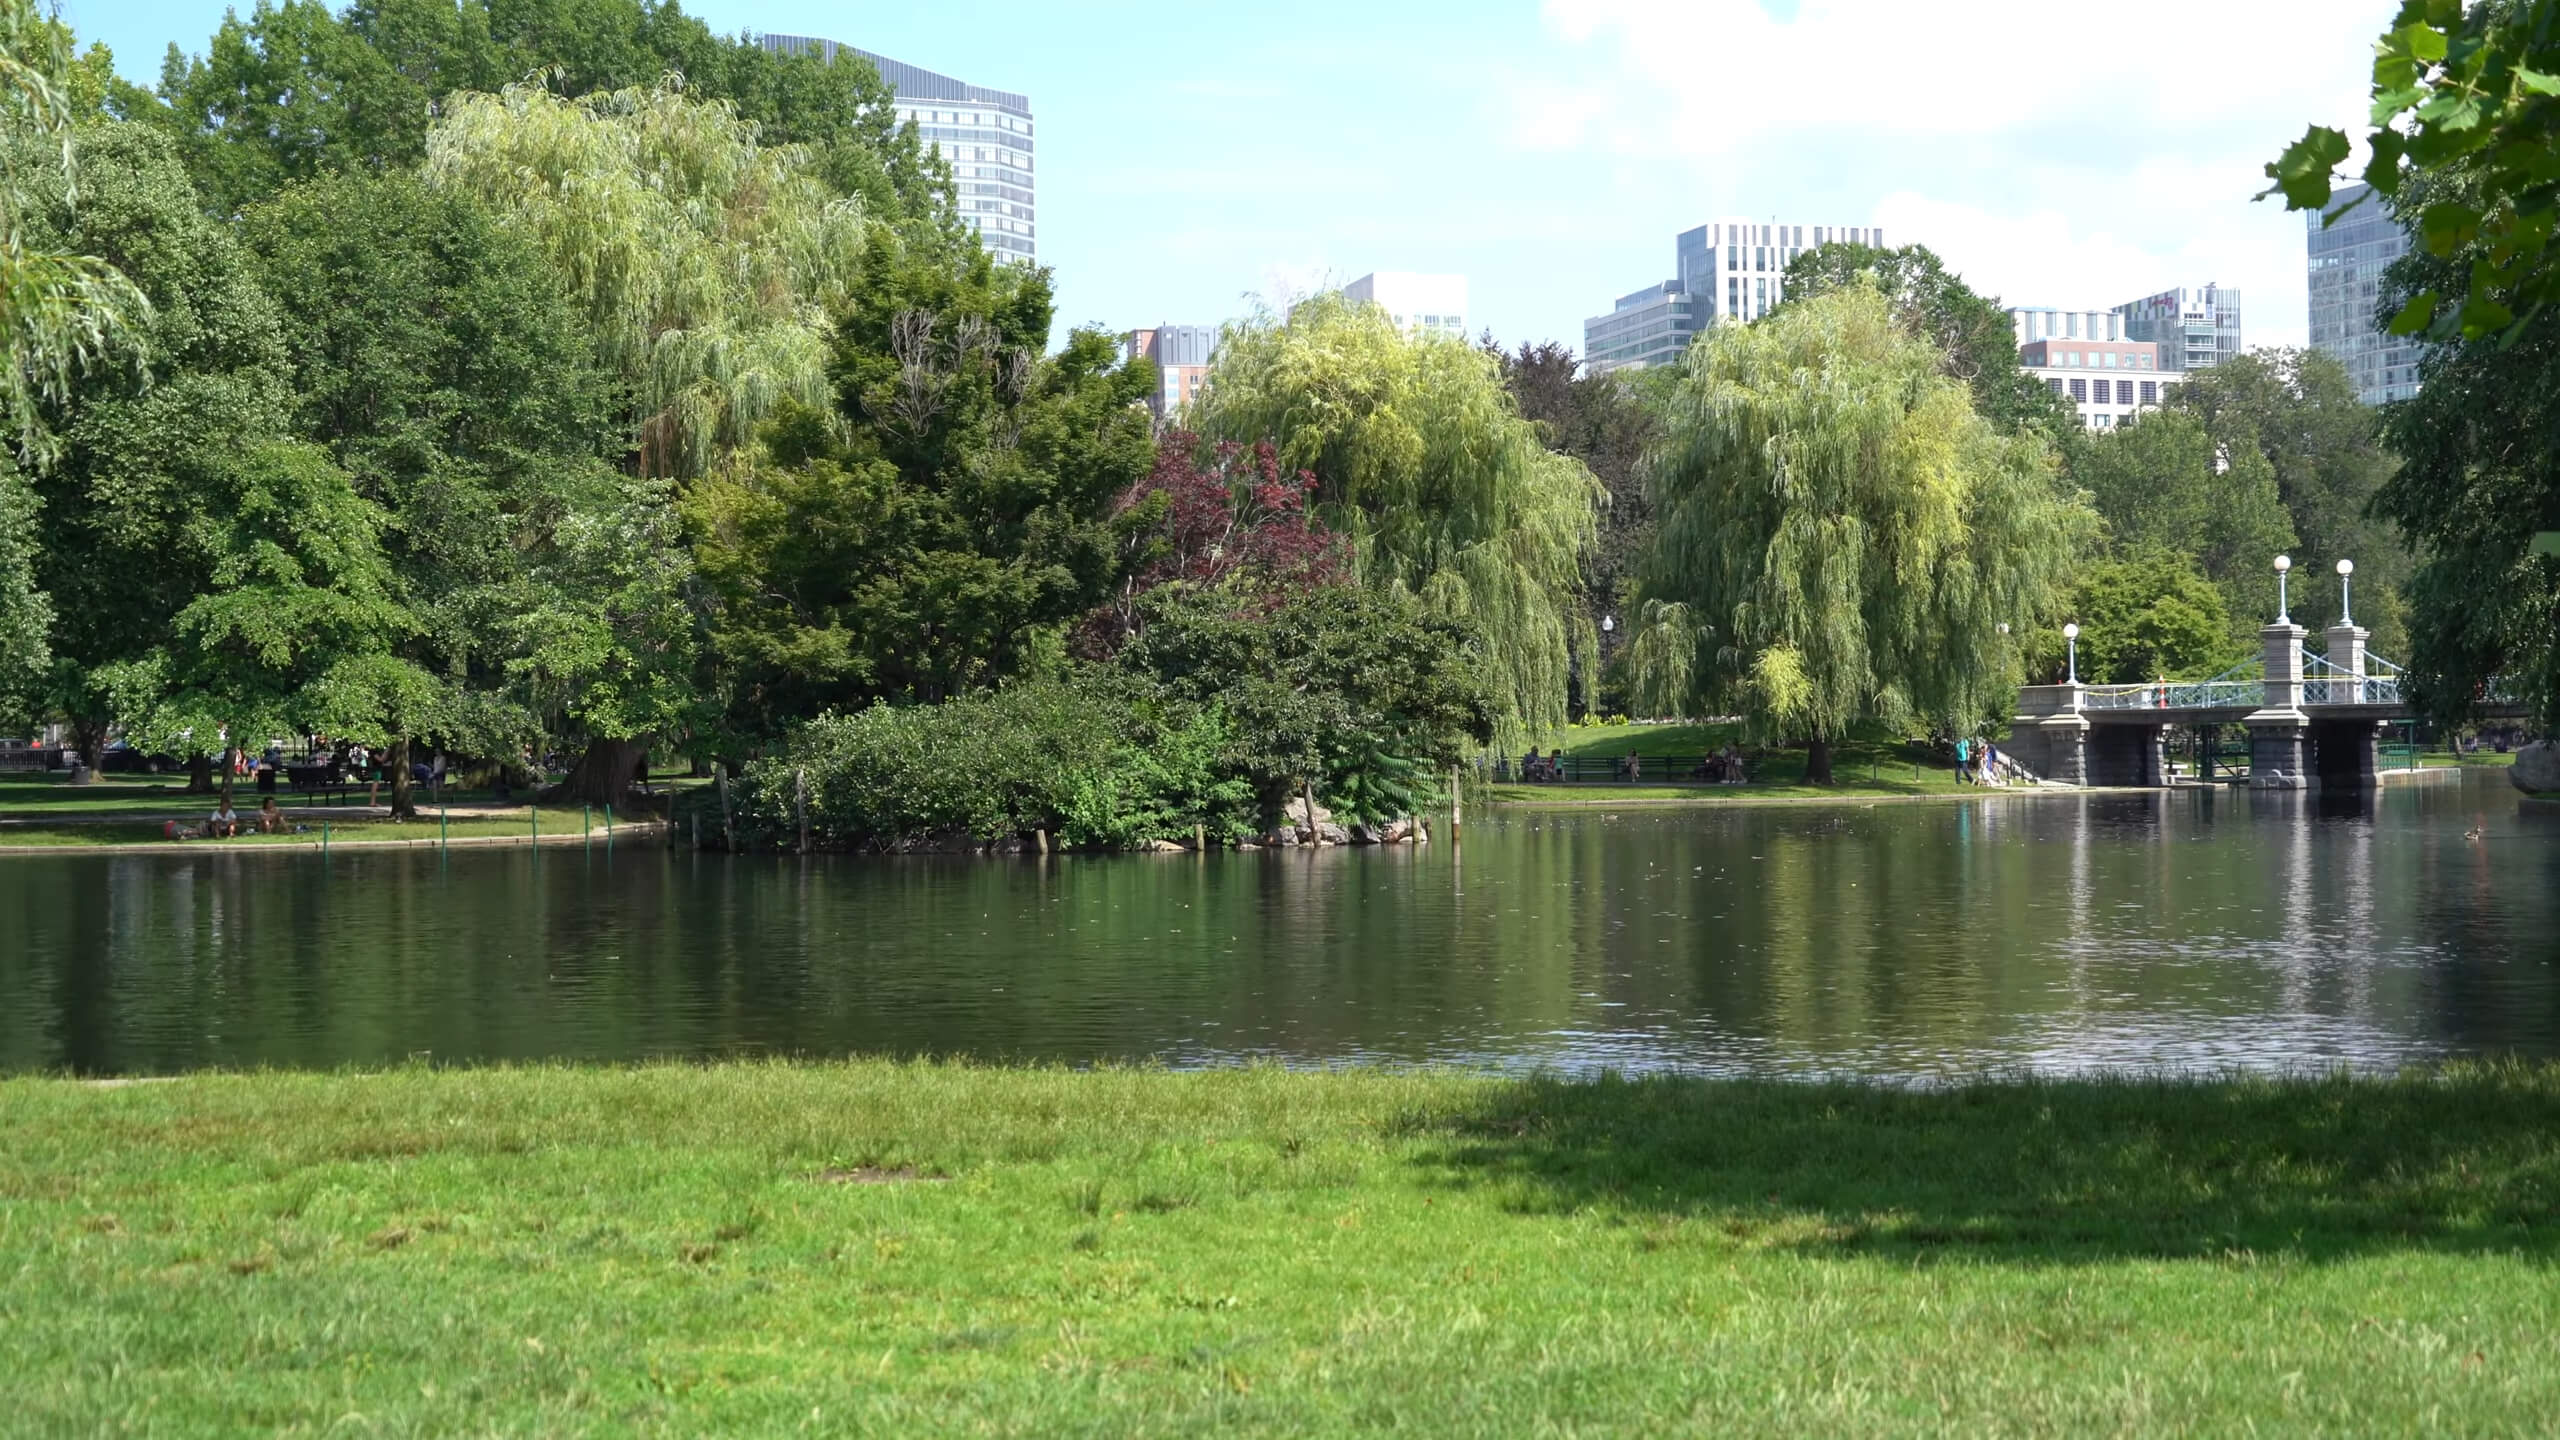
[2265,0,2560,342]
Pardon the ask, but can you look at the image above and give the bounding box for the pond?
[5,775,2556,1078]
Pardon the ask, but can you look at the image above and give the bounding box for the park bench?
[286,762,361,805]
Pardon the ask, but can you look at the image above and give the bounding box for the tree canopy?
[1190,294,1600,739]
[2373,156,2560,731]
[1780,242,2077,440]
[1630,283,2091,779]
[2265,0,2560,345]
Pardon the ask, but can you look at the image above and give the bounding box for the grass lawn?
[0,805,634,850]
[6,1062,2559,1434]
[1496,721,1970,804]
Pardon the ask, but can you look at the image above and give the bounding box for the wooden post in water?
[1033,828,1048,856]
[1301,779,1318,845]
[1193,823,1204,852]
[1448,764,1462,843]
[715,763,734,851]
[605,804,615,851]
[795,768,809,855]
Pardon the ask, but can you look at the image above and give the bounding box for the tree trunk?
[387,736,415,820]
[70,717,107,782]
[185,751,213,794]
[542,736,650,807]
[218,747,236,811]
[1805,734,1835,786]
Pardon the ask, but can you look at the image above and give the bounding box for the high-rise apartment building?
[2113,285,2242,372]
[1584,219,1885,374]
[1338,272,1468,338]
[2308,182,2423,406]
[1123,325,1221,421]
[758,34,1034,263]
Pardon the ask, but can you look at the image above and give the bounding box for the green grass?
[7,1061,2560,1434]
[1497,721,1971,804]
[0,805,631,850]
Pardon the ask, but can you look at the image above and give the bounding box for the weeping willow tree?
[1630,282,2091,782]
[0,0,145,702]
[424,79,866,480]
[1189,294,1600,740]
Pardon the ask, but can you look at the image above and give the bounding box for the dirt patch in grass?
[816,1165,943,1185]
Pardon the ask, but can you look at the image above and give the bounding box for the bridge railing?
[2082,680,2265,711]
[2302,676,2403,706]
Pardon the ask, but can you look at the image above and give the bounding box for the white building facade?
[2010,307,2126,345]
[1339,272,1468,338]
[759,35,1035,263]
[2019,336,2179,429]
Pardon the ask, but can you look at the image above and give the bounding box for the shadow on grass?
[1411,1067,2560,1262]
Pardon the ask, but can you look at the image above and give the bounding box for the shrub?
[736,676,1255,850]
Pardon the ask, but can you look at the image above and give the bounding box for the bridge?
[2008,586,2527,790]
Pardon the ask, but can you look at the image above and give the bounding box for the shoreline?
[0,822,668,858]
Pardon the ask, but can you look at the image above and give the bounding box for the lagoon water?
[5,775,2556,1078]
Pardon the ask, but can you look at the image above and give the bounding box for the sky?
[68,0,2394,356]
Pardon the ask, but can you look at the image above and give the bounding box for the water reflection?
[4,774,2557,1077]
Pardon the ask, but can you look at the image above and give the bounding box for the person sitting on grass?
[257,796,282,834]
[208,802,240,838]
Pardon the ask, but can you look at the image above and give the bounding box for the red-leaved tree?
[1086,430,1344,652]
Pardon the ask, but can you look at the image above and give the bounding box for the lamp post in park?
[2063,623,2080,685]
[2336,557,2355,624]
[2274,554,2292,623]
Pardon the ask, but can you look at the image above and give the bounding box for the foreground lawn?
[6,1063,2559,1435]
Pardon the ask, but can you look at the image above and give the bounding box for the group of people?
[1952,736,2011,786]
[1687,744,1747,784]
[187,795,285,839]
[1514,749,1572,782]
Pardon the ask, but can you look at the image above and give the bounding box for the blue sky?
[67,0,2393,354]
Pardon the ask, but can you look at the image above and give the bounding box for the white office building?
[2019,335,2179,430]
[1338,272,1468,338]
[759,35,1035,263]
[1586,218,1885,374]
[2115,285,2243,372]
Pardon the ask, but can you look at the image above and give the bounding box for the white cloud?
[1523,0,2396,348]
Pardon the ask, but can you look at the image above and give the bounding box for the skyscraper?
[1583,219,1884,374]
[2307,183,2423,406]
[2113,285,2242,372]
[758,35,1034,263]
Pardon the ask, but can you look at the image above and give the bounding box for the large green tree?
[2371,159,2560,732]
[16,123,406,782]
[425,79,867,481]
[1631,283,2091,782]
[687,248,1156,744]
[242,169,623,812]
[1781,241,2079,440]
[152,0,962,236]
[2059,550,2242,685]
[2164,348,2406,649]
[2073,408,2297,645]
[1190,294,1601,739]
[1492,339,1665,706]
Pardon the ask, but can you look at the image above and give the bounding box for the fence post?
[440,803,448,853]
[605,804,614,852]
[1448,764,1462,842]
[583,804,591,848]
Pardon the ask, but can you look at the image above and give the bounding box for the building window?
[1755,277,1767,315]
[2139,381,2158,404]
[2047,378,2066,395]
[2117,380,2135,404]
[2068,379,2088,401]
[1727,278,1738,315]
